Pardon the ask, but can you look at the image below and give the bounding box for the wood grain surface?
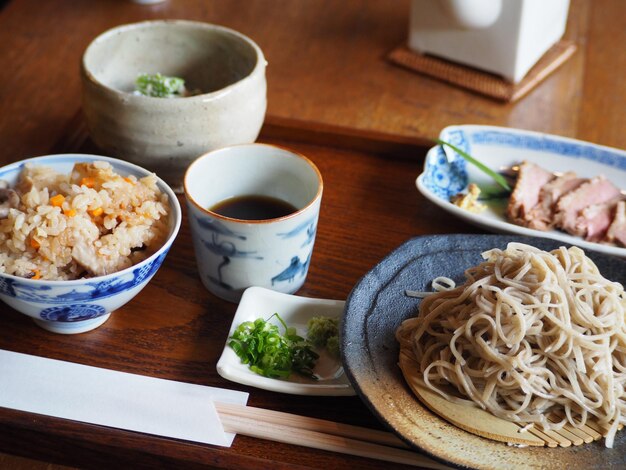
[0,0,624,469]
[1,0,625,167]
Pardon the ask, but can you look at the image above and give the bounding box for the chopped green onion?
[436,139,512,192]
[228,313,319,379]
[135,73,186,98]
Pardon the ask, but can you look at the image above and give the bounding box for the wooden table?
[0,0,624,469]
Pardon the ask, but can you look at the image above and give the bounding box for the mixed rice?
[0,161,170,280]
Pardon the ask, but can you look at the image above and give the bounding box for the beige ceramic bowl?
[81,20,267,190]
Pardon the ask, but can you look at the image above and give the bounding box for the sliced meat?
[70,162,93,182]
[553,176,621,234]
[71,241,108,277]
[0,188,20,218]
[70,162,95,186]
[574,196,624,241]
[606,201,626,247]
[70,162,107,189]
[506,161,554,226]
[526,172,586,230]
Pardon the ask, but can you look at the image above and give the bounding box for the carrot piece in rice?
[81,177,96,188]
[50,194,65,207]
[90,207,104,217]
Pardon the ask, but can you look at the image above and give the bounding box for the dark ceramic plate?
[342,234,626,470]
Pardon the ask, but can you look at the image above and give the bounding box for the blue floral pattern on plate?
[423,145,468,199]
[470,130,626,169]
[422,129,469,199]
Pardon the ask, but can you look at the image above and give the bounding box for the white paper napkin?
[0,349,248,446]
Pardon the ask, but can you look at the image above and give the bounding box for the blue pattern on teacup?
[277,218,317,247]
[270,221,315,287]
[0,250,168,303]
[202,233,264,290]
[271,253,311,286]
[196,211,316,291]
[199,232,262,260]
[199,230,263,290]
[193,214,264,258]
[193,214,247,239]
[192,213,266,290]
[40,303,106,322]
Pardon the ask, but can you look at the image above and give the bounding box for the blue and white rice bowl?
[0,154,181,334]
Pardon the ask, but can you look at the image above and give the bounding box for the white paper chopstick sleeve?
[0,349,248,446]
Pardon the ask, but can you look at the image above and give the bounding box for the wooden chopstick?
[216,402,408,448]
[215,402,450,469]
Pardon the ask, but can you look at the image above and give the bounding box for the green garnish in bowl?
[228,313,319,379]
[135,73,186,98]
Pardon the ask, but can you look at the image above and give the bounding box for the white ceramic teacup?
[184,144,323,302]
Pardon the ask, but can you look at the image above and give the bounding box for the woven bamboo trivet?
[399,348,619,448]
[388,39,577,102]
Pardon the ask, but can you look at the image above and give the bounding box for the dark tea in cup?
[209,195,297,220]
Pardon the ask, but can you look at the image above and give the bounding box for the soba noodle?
[396,243,626,447]
[406,276,456,298]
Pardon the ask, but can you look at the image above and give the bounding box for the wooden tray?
[0,113,468,470]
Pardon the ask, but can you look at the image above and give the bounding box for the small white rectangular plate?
[217,287,355,396]
[416,125,626,257]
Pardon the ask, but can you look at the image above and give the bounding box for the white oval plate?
[417,125,626,257]
[217,287,355,396]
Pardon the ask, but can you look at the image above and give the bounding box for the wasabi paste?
[307,316,340,358]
